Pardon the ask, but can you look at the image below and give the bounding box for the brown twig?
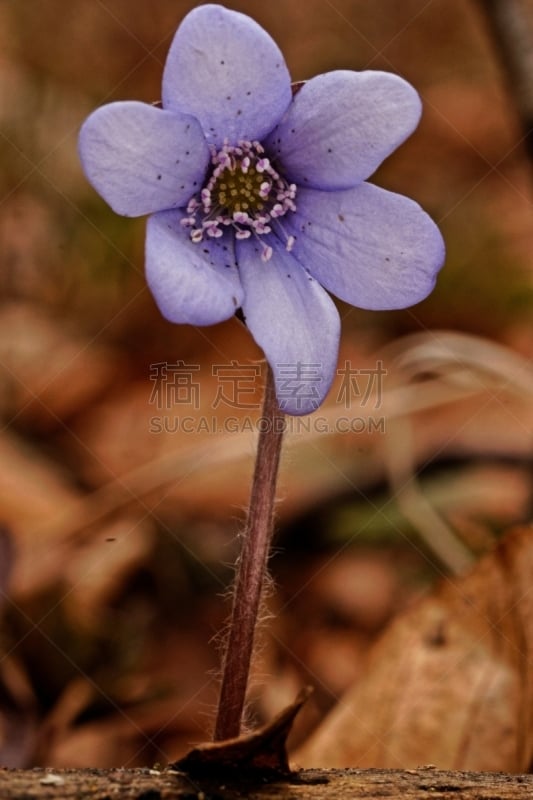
[477,0,533,162]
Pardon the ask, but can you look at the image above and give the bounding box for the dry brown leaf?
[61,516,156,630]
[0,302,118,429]
[0,528,37,767]
[294,525,533,773]
[173,688,312,779]
[0,431,77,533]
[0,427,158,604]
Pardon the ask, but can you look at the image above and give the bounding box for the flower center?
[213,164,266,216]
[181,140,296,262]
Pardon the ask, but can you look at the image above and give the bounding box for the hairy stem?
[214,364,285,741]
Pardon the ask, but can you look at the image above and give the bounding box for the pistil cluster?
[181,140,297,261]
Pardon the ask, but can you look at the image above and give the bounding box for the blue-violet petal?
[287,184,445,310]
[266,70,422,190]
[146,210,243,326]
[237,236,341,416]
[162,4,292,147]
[79,101,210,217]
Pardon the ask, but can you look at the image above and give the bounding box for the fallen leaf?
[0,302,117,430]
[172,687,312,779]
[294,525,533,773]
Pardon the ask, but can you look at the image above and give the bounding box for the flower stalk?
[214,364,285,741]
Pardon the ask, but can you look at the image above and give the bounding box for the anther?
[261,245,273,262]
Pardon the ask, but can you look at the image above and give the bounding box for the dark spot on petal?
[203,248,209,254]
[291,128,296,134]
[185,150,190,155]
[220,60,225,65]
[232,296,238,306]
[246,91,252,96]
[338,214,345,222]
[223,245,228,251]
[157,174,162,180]
[186,124,190,131]
[226,95,232,100]
[180,185,185,190]
[193,181,197,186]
[286,273,291,278]
[237,109,242,116]
[327,148,332,153]
[385,257,390,262]
[176,159,180,164]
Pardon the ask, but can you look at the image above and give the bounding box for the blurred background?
[0,0,531,769]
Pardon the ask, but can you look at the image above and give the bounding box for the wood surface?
[1,767,532,800]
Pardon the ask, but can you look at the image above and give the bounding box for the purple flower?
[79,4,444,416]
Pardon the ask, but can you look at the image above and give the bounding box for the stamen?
[271,217,296,255]
[261,245,273,262]
[181,139,298,256]
[253,220,271,235]
[270,204,284,218]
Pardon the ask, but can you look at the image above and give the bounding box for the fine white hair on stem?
[209,527,278,736]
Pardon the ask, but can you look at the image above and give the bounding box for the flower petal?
[146,211,243,326]
[286,184,445,309]
[237,237,340,415]
[162,5,292,147]
[79,101,209,217]
[265,71,421,190]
